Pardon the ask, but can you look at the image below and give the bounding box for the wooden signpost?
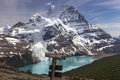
[49,65,62,70]
[45,52,65,80]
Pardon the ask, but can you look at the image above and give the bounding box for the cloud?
[0,0,17,11]
[0,19,10,27]
[94,0,120,10]
[0,19,8,22]
[45,2,55,15]
[45,2,55,9]
[95,22,120,36]
[96,23,120,29]
[0,0,35,26]
[51,5,55,9]
[66,0,90,7]
[46,2,52,6]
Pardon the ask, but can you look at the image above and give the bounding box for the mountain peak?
[59,6,88,25]
[30,13,45,23]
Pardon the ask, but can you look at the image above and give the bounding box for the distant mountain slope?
[0,34,38,67]
[64,54,120,80]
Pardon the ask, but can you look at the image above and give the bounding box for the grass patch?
[64,54,120,80]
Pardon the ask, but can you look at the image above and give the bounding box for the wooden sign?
[45,52,65,80]
[45,53,65,60]
[49,65,62,70]
[49,71,62,78]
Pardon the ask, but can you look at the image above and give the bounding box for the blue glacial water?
[19,56,96,74]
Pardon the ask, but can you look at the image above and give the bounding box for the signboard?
[49,71,62,78]
[45,53,65,60]
[45,52,65,80]
[49,65,62,70]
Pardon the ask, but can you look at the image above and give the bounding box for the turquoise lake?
[19,56,96,74]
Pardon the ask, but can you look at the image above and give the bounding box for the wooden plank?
[49,71,62,78]
[45,53,65,60]
[55,72,62,78]
[49,65,62,70]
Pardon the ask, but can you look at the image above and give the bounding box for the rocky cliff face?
[2,6,119,61]
[0,34,38,67]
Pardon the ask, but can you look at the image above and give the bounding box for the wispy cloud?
[45,2,55,15]
[46,2,52,6]
[95,22,120,36]
[66,0,90,7]
[0,0,36,26]
[96,23,120,29]
[95,0,120,10]
[81,0,120,25]
[0,19,8,22]
[0,0,120,37]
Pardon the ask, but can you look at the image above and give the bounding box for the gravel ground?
[0,60,94,80]
[0,61,73,80]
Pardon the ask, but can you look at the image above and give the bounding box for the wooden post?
[45,53,65,80]
[50,58,56,80]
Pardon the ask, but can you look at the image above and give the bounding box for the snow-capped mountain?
[7,6,119,61]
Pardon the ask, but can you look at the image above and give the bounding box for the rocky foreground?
[0,59,94,80]
[0,61,67,80]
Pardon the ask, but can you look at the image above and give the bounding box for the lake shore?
[0,53,119,80]
[93,53,120,60]
[63,53,120,80]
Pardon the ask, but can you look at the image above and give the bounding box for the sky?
[0,0,120,37]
